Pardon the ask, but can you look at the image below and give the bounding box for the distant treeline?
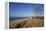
[32,16,44,19]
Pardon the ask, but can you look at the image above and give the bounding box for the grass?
[9,16,44,29]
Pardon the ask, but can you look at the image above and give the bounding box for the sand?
[9,16,44,29]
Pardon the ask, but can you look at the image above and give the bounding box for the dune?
[9,16,44,29]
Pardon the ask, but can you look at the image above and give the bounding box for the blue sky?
[9,2,44,17]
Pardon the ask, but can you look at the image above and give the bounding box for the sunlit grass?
[9,16,44,29]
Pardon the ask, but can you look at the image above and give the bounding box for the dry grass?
[9,16,44,29]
